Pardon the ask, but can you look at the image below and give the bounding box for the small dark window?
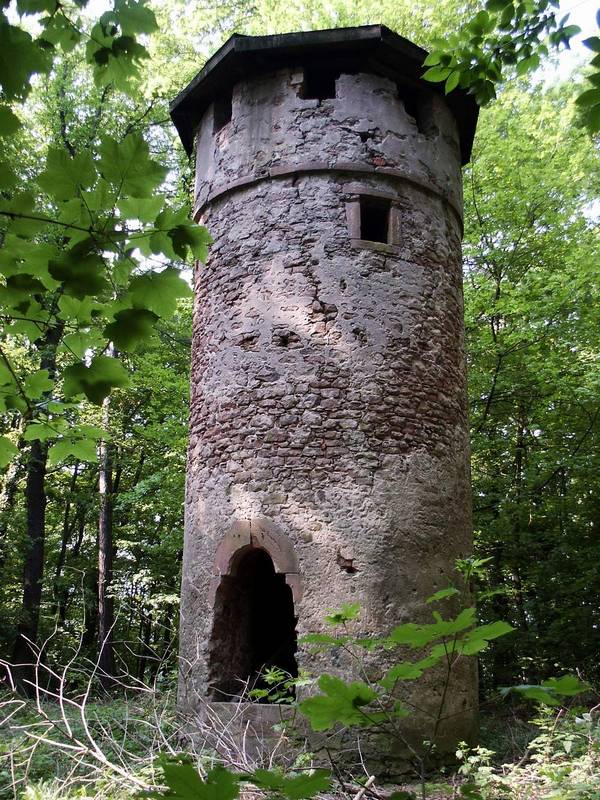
[397,84,419,123]
[397,83,438,137]
[213,90,232,133]
[299,66,338,100]
[360,196,390,243]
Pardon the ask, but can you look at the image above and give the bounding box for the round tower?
[171,24,479,769]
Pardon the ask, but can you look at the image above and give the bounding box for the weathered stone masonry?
[170,25,479,766]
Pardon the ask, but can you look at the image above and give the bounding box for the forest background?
[0,0,598,796]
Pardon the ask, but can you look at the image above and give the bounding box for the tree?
[421,0,600,133]
[463,79,600,685]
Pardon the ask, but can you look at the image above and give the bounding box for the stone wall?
[179,65,475,769]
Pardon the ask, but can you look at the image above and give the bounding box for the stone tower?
[171,25,479,767]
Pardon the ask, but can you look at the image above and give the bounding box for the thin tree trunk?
[50,463,79,620]
[136,611,153,683]
[11,323,62,694]
[11,439,48,691]
[98,392,115,687]
[0,448,24,573]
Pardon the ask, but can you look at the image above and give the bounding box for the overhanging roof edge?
[169,25,479,163]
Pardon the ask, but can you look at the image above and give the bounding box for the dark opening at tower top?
[300,66,339,100]
[208,548,298,701]
[213,90,232,132]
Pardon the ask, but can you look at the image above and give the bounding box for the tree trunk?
[0,447,24,573]
[11,438,48,691]
[50,463,79,621]
[11,323,62,694]
[98,392,116,688]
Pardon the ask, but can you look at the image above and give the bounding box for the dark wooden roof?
[170,25,479,164]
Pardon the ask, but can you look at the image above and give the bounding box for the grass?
[0,691,598,800]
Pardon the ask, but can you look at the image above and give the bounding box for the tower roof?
[169,25,479,165]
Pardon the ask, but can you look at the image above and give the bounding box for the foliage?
[457,708,600,798]
[463,80,600,687]
[0,0,207,469]
[420,0,600,135]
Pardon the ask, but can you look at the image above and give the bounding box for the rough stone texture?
[179,64,476,773]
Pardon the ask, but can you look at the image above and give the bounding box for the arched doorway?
[208,547,298,700]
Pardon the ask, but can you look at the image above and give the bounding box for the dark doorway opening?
[360,195,391,243]
[208,548,298,701]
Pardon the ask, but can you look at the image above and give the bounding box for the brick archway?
[207,519,300,700]
[209,518,301,604]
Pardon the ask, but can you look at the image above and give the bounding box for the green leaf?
[60,330,105,359]
[98,132,167,198]
[388,622,439,648]
[541,675,591,696]
[147,758,239,800]
[114,0,158,36]
[127,266,192,318]
[63,356,130,404]
[247,769,330,799]
[582,36,600,52]
[0,237,57,289]
[0,436,19,469]
[576,87,600,107]
[0,161,17,189]
[508,685,561,705]
[85,22,150,96]
[48,437,98,465]
[16,0,58,14]
[0,105,21,136]
[486,0,511,12]
[37,147,96,201]
[0,21,52,101]
[0,192,47,238]
[422,66,452,83]
[0,273,46,311]
[23,420,67,442]
[299,674,381,731]
[380,662,425,689]
[423,51,442,67]
[57,296,96,325]
[426,587,459,604]
[465,620,514,642]
[40,13,81,51]
[118,195,165,222]
[0,361,15,386]
[24,369,53,400]
[516,54,540,75]
[48,247,108,299]
[142,207,212,262]
[588,103,600,134]
[445,70,460,94]
[324,602,360,625]
[103,307,158,351]
[460,784,484,800]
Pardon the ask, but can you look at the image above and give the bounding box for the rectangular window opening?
[360,196,391,244]
[299,66,338,100]
[213,90,232,133]
[397,83,438,137]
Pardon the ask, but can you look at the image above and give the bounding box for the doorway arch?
[208,545,298,700]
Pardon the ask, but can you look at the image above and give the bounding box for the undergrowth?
[1,693,599,799]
